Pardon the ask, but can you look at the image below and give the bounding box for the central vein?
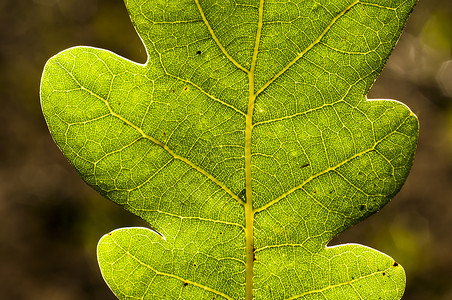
[244,79,255,300]
[245,1,265,299]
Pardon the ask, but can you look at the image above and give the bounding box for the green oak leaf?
[40,0,419,299]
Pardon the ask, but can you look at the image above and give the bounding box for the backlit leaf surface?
[40,0,419,299]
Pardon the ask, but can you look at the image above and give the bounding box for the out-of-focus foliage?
[0,0,451,299]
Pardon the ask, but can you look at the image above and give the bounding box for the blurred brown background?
[0,0,450,299]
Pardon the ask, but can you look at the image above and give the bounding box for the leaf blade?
[98,227,243,300]
[40,0,419,299]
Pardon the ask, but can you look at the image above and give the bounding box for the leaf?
[40,0,419,299]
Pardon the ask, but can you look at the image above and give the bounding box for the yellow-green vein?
[254,147,375,214]
[162,70,247,117]
[109,103,246,206]
[254,111,412,214]
[245,0,265,299]
[108,234,235,300]
[254,0,360,98]
[55,59,245,206]
[286,265,395,299]
[194,0,249,74]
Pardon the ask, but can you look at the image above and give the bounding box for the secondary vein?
[56,59,245,206]
[194,0,249,74]
[286,267,392,299]
[254,0,360,98]
[254,147,375,214]
[110,234,235,300]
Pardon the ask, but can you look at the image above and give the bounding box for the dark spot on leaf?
[359,205,365,211]
[163,132,166,136]
[393,262,399,267]
[196,50,201,55]
[193,263,197,267]
[301,163,309,168]
[108,233,112,236]
[382,272,386,276]
[219,232,223,235]
[238,189,246,202]
[184,87,188,91]
[183,282,188,287]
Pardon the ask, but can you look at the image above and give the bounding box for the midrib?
[244,84,255,299]
[245,1,265,299]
